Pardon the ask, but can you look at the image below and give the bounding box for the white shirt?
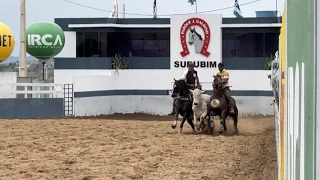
[181,69,189,80]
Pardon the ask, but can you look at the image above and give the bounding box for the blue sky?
[1,0,285,56]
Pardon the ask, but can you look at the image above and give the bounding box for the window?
[100,33,108,57]
[159,32,170,57]
[76,31,170,58]
[76,32,84,57]
[264,33,279,57]
[107,32,118,57]
[76,32,100,57]
[131,33,159,57]
[222,33,237,57]
[84,32,99,57]
[117,32,130,57]
[236,33,264,57]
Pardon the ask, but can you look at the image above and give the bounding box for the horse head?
[172,78,190,98]
[212,75,223,92]
[188,27,196,45]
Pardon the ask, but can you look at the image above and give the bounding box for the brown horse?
[208,75,239,135]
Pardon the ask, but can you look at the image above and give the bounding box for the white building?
[54,14,281,116]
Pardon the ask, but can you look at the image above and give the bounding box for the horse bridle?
[173,81,193,101]
[213,77,223,91]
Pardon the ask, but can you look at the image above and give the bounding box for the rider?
[215,62,236,114]
[168,62,201,116]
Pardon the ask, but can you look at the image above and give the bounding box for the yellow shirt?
[216,69,230,87]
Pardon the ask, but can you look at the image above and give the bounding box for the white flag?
[109,0,118,18]
[233,0,243,18]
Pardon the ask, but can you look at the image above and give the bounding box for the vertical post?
[195,0,198,13]
[315,0,320,178]
[19,0,27,77]
[45,64,48,80]
[276,0,278,17]
[42,62,45,80]
[116,0,119,18]
[122,4,125,18]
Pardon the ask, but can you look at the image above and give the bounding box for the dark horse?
[171,79,195,134]
[208,75,239,135]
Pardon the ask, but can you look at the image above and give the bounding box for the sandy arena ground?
[0,114,277,180]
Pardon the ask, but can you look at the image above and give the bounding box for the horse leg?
[205,116,210,135]
[204,116,209,134]
[179,115,188,134]
[187,115,196,133]
[218,109,228,134]
[171,105,179,129]
[231,104,239,135]
[208,116,215,136]
[203,117,209,134]
[199,115,206,133]
[231,112,239,135]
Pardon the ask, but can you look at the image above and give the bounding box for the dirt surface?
[0,115,277,180]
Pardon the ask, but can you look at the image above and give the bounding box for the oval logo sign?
[26,22,65,60]
[180,17,211,57]
[0,22,15,62]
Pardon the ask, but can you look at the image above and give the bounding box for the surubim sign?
[170,14,222,69]
[0,22,15,62]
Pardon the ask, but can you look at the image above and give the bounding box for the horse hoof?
[219,130,224,134]
[171,124,177,129]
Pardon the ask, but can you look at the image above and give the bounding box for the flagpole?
[116,0,119,18]
[275,0,278,17]
[195,0,198,13]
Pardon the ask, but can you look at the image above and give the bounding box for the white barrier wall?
[0,72,17,98]
[54,69,274,116]
[57,69,272,91]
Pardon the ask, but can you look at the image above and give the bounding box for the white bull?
[189,89,212,132]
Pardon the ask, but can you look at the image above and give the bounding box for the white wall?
[75,95,273,117]
[66,72,273,117]
[56,69,272,92]
[55,31,76,58]
[0,72,17,98]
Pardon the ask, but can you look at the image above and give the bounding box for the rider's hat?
[218,62,224,67]
[188,62,195,67]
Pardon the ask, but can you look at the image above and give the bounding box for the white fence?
[0,83,64,98]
